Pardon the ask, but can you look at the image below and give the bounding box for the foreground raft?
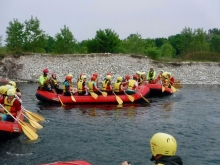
[0,111,24,141]
[35,85,150,104]
[39,160,92,165]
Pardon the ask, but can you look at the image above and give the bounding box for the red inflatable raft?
[146,83,173,97]
[35,85,150,104]
[0,110,24,141]
[39,160,92,165]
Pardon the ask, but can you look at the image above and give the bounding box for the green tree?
[121,33,145,54]
[44,36,55,53]
[168,34,183,56]
[93,29,121,53]
[54,25,76,54]
[5,19,24,53]
[190,28,209,52]
[160,43,175,58]
[23,16,46,53]
[180,27,194,53]
[210,35,220,53]
[143,39,160,59]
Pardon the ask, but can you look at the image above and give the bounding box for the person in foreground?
[122,132,183,165]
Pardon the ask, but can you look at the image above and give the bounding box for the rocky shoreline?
[1,54,220,84]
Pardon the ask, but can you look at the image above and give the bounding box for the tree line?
[1,16,220,61]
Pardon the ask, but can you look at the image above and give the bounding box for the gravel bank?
[1,54,220,84]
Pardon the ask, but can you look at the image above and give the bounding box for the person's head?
[7,88,16,101]
[81,75,87,81]
[43,68,49,75]
[51,73,56,79]
[8,81,16,88]
[150,132,177,161]
[125,75,130,80]
[65,75,72,81]
[0,86,8,96]
[150,66,154,71]
[106,75,112,81]
[167,72,172,78]
[93,73,98,78]
[133,74,138,80]
[117,76,123,82]
[136,71,141,76]
[91,76,96,81]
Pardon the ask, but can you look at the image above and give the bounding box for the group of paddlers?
[38,66,175,96]
[0,81,22,122]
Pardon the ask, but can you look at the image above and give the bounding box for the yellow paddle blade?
[162,85,165,92]
[101,92,107,97]
[71,94,76,102]
[20,121,38,140]
[25,111,41,122]
[28,118,43,129]
[173,84,182,89]
[116,95,123,105]
[23,121,37,132]
[127,95,134,102]
[58,96,65,106]
[25,110,45,122]
[171,86,177,93]
[90,92,98,99]
[174,80,181,84]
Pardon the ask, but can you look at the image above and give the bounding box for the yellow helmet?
[0,86,8,95]
[67,74,73,78]
[7,88,16,96]
[162,72,168,78]
[150,132,177,156]
[81,75,87,80]
[141,72,146,75]
[9,81,16,87]
[5,84,14,90]
[106,75,112,80]
[167,72,172,77]
[136,71,141,75]
[117,76,123,82]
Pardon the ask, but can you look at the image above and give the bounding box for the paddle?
[97,89,107,97]
[136,91,150,103]
[22,110,43,129]
[173,84,182,88]
[70,92,76,102]
[162,85,165,92]
[49,81,65,106]
[123,91,134,102]
[58,95,65,106]
[15,95,45,122]
[112,91,123,105]
[0,104,38,140]
[88,91,98,99]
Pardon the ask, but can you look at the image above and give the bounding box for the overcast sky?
[0,0,219,43]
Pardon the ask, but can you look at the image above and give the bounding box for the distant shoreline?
[1,54,220,84]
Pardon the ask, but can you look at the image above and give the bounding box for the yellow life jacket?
[113,81,121,92]
[77,80,83,92]
[102,80,110,91]
[128,79,136,90]
[4,97,17,116]
[39,75,49,87]
[88,81,95,92]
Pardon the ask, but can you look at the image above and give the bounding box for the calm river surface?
[0,83,220,165]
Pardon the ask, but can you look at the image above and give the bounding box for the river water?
[0,83,219,165]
